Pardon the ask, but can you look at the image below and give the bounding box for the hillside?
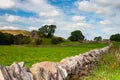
[0,30,30,36]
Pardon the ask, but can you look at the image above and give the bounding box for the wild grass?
[83,42,120,80]
[0,42,107,67]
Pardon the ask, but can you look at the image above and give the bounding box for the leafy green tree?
[14,34,31,44]
[22,36,31,44]
[4,33,14,45]
[38,25,56,38]
[94,36,102,41]
[14,34,24,44]
[110,33,120,42]
[68,30,85,41]
[0,32,14,45]
[51,37,64,44]
[0,32,5,45]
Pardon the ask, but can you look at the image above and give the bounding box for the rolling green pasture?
[0,43,107,67]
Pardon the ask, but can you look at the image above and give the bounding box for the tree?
[38,25,56,38]
[0,32,14,45]
[68,30,85,41]
[110,33,120,42]
[14,34,31,44]
[94,36,102,41]
[0,32,5,45]
[4,33,14,45]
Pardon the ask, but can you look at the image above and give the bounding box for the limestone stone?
[0,62,33,80]
[30,62,68,80]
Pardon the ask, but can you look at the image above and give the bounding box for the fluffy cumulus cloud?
[75,0,120,16]
[0,14,41,26]
[75,1,98,13]
[17,0,61,18]
[102,27,120,34]
[94,0,120,8]
[45,19,55,24]
[0,0,120,39]
[72,16,86,22]
[0,0,65,40]
[0,26,19,30]
[28,26,38,31]
[74,0,120,39]
[5,14,18,22]
[0,0,61,18]
[99,20,111,25]
[0,0,17,9]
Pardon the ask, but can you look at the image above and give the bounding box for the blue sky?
[0,0,120,40]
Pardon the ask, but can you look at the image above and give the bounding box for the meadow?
[84,42,120,80]
[0,42,107,67]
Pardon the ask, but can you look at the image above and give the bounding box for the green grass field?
[0,42,107,67]
[84,42,120,80]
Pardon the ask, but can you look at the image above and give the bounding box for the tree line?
[0,32,31,45]
[38,24,120,42]
[0,24,120,45]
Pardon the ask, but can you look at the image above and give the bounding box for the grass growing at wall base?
[83,42,120,80]
[0,42,107,67]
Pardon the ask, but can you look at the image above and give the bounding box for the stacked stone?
[0,62,33,80]
[0,45,111,80]
[30,62,69,80]
[30,45,111,80]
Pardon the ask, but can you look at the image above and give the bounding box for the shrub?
[14,34,31,44]
[94,36,102,41]
[110,33,120,42]
[0,32,14,45]
[51,37,63,44]
[22,37,31,44]
[34,38,42,45]
[68,30,84,41]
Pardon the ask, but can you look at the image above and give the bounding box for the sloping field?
[0,30,30,36]
[0,43,107,67]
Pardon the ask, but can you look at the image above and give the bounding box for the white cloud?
[0,26,20,30]
[75,0,118,16]
[99,20,111,25]
[28,26,38,31]
[39,10,60,18]
[72,16,85,22]
[57,21,90,31]
[94,0,120,8]
[17,0,61,18]
[5,14,18,22]
[75,22,89,27]
[0,0,62,18]
[73,0,120,40]
[45,19,55,24]
[75,1,97,12]
[0,14,42,26]
[102,27,120,34]
[0,0,17,9]
[0,0,120,40]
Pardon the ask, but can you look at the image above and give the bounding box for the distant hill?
[0,30,30,36]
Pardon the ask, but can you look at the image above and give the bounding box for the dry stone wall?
[0,44,112,80]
